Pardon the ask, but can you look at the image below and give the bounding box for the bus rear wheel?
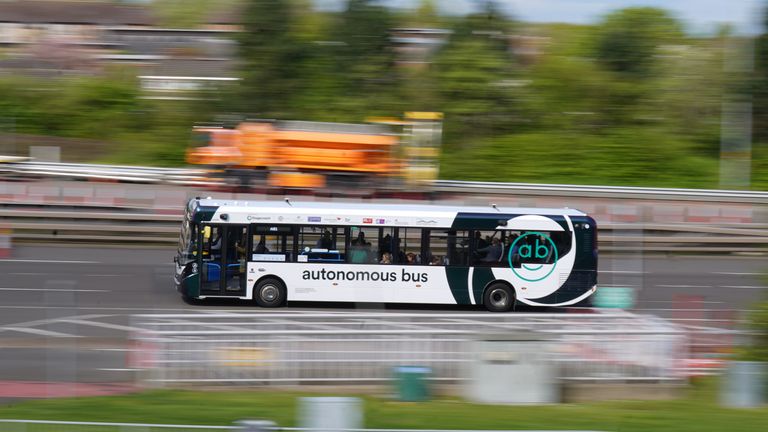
[483,283,515,312]
[254,278,286,308]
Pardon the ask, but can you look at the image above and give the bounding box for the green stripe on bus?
[471,268,495,305]
[444,267,469,305]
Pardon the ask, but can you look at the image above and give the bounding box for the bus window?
[252,225,294,262]
[299,226,345,262]
[349,227,375,264]
[398,228,423,265]
[471,230,508,267]
[201,225,223,258]
[427,229,469,266]
[377,227,396,264]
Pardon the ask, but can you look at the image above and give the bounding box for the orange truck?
[187,113,442,189]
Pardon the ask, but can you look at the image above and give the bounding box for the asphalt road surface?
[0,244,765,391]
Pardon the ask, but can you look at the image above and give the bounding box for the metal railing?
[0,205,765,251]
[3,161,768,203]
[130,311,689,386]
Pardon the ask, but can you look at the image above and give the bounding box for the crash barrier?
[0,205,766,252]
[0,420,606,432]
[3,160,768,204]
[130,311,690,386]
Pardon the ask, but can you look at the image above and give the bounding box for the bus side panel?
[248,263,457,305]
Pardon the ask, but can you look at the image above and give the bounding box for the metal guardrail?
[1,161,211,185]
[3,161,768,203]
[433,180,768,204]
[1,206,765,251]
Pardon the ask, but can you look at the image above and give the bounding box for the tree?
[753,4,768,143]
[593,7,683,78]
[331,0,396,97]
[429,4,517,145]
[238,0,303,116]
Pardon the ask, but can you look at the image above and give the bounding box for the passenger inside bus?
[476,238,503,263]
[254,238,269,254]
[352,231,366,246]
[316,230,333,249]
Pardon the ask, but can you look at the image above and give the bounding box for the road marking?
[721,285,765,290]
[98,368,140,372]
[0,306,203,312]
[0,288,110,292]
[712,272,763,276]
[2,314,108,328]
[640,300,724,304]
[8,272,45,276]
[657,285,712,288]
[0,259,100,264]
[1,327,80,338]
[600,270,644,274]
[58,319,145,333]
[633,307,758,312]
[87,274,121,277]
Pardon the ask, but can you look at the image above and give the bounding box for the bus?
[174,198,598,312]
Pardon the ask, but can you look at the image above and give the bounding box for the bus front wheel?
[254,278,286,308]
[483,283,515,312]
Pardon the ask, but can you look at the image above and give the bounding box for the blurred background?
[0,0,766,189]
[0,0,767,430]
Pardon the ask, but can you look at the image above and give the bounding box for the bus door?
[200,224,248,296]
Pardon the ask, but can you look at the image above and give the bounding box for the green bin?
[393,365,431,402]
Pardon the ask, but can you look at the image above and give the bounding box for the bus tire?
[483,283,515,312]
[254,278,286,308]
[181,295,201,305]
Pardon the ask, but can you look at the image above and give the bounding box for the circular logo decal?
[508,231,558,282]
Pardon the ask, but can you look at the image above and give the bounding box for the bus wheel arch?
[482,281,516,312]
[253,276,287,308]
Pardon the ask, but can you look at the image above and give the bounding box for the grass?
[1,379,767,431]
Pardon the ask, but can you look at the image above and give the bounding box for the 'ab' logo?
[508,231,558,282]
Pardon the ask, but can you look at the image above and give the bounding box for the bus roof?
[193,198,588,229]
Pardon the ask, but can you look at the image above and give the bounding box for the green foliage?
[237,0,300,116]
[753,5,768,143]
[1,4,766,190]
[740,298,768,362]
[592,7,684,78]
[1,379,768,431]
[429,8,517,146]
[151,0,243,28]
[440,129,718,188]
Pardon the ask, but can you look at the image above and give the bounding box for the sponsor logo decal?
[376,218,386,224]
[508,231,558,282]
[362,218,373,224]
[308,216,321,223]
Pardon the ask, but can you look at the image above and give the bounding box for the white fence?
[130,311,688,386]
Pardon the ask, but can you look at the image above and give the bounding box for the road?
[0,244,765,394]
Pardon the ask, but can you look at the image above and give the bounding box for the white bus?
[174,198,598,312]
